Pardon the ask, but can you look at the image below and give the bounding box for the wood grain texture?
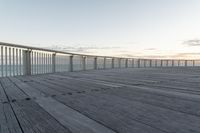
[0,67,200,133]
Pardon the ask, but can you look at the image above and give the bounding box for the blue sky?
[1,0,200,58]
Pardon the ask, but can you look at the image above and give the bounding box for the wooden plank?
[60,70,200,95]
[0,103,23,133]
[55,92,200,133]
[10,77,117,133]
[1,67,200,133]
[17,76,62,96]
[0,81,8,103]
[9,77,45,98]
[36,96,116,133]
[98,86,200,117]
[0,78,28,101]
[24,76,73,94]
[11,100,71,133]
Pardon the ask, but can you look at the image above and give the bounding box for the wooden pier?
[1,67,200,133]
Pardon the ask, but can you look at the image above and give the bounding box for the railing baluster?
[138,59,140,68]
[44,53,46,73]
[47,53,48,73]
[5,47,7,77]
[144,60,146,68]
[69,55,73,72]
[13,48,15,76]
[112,58,114,68]
[150,60,152,67]
[47,54,49,73]
[16,49,18,75]
[185,60,187,67]
[34,51,36,74]
[132,59,134,68]
[19,49,22,75]
[48,54,50,73]
[82,56,86,71]
[94,57,97,70]
[52,53,55,73]
[119,58,121,68]
[9,47,11,76]
[42,53,44,73]
[37,52,39,74]
[1,46,4,77]
[125,59,128,68]
[43,53,45,73]
[49,54,51,73]
[103,57,106,69]
[31,51,33,74]
[155,60,157,67]
[40,53,42,73]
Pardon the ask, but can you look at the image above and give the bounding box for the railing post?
[69,55,73,72]
[155,60,157,67]
[150,60,152,67]
[119,58,121,68]
[125,59,128,68]
[132,59,134,68]
[178,60,180,67]
[138,59,140,68]
[144,59,146,68]
[1,46,3,77]
[103,57,106,69]
[111,58,114,68]
[82,56,86,70]
[193,60,195,67]
[94,57,97,70]
[52,53,56,73]
[166,60,169,67]
[23,49,31,75]
[172,60,174,67]
[185,60,187,67]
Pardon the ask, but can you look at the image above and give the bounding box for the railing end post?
[69,55,73,72]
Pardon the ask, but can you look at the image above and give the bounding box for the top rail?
[0,42,126,59]
[0,41,199,77]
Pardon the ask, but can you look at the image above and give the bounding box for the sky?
[0,0,200,59]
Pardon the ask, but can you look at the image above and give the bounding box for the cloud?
[144,48,157,51]
[182,39,200,46]
[45,44,121,54]
[43,44,200,59]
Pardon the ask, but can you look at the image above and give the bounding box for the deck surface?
[0,67,200,133]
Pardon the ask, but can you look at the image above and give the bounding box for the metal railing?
[0,42,199,77]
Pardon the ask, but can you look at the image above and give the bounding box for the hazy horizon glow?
[1,0,200,59]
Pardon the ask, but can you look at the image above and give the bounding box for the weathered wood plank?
[59,71,200,95]
[11,100,71,133]
[0,81,8,103]
[36,96,116,133]
[1,67,200,133]
[0,103,23,133]
[17,76,62,96]
[0,78,28,101]
[10,77,117,133]
[98,86,200,117]
[55,92,200,133]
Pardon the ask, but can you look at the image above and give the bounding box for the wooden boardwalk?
[0,67,200,133]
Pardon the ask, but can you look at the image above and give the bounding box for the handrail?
[0,42,127,59]
[0,41,199,77]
